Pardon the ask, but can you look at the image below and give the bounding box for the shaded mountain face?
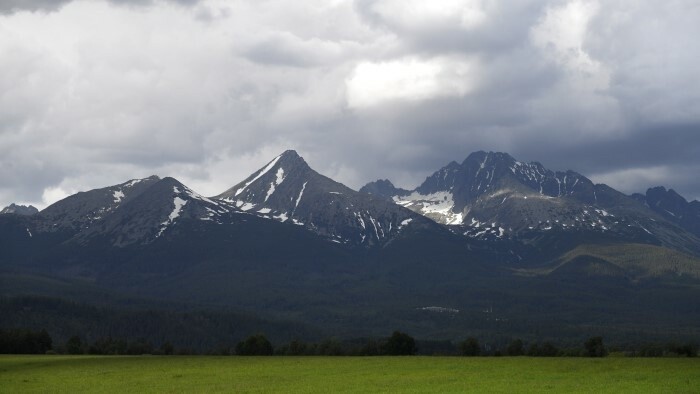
[362,151,700,256]
[359,179,410,200]
[74,177,242,247]
[0,204,38,216]
[36,175,161,233]
[4,175,246,249]
[214,150,436,246]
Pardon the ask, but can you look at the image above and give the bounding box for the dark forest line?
[1,327,698,358]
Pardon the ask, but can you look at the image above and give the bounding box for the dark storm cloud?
[1,0,699,208]
[244,33,349,68]
[512,123,700,199]
[0,0,72,14]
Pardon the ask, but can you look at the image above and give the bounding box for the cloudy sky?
[1,0,699,209]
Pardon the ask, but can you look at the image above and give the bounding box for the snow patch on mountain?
[398,218,413,229]
[265,167,286,202]
[235,155,282,197]
[393,191,463,225]
[275,167,285,185]
[157,192,188,237]
[124,178,144,188]
[169,197,187,221]
[355,212,366,229]
[113,190,125,203]
[229,200,256,211]
[368,214,382,240]
[292,182,307,214]
[273,212,289,222]
[182,185,219,206]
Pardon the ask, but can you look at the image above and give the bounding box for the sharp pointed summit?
[215,150,435,246]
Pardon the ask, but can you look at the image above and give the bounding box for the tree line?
[1,328,698,357]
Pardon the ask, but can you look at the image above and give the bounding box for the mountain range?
[2,150,700,346]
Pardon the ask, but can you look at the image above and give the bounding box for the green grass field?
[1,355,698,393]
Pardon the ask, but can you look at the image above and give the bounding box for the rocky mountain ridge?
[10,151,441,249]
[362,151,700,256]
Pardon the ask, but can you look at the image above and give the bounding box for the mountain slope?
[519,243,700,280]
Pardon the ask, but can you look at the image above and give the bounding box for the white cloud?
[585,1,700,125]
[345,56,478,108]
[41,186,73,207]
[530,0,608,88]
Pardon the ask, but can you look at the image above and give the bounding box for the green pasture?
[1,355,698,393]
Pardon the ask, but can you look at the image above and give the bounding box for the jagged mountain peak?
[462,150,516,166]
[410,150,595,206]
[645,186,690,214]
[647,186,685,201]
[0,203,38,216]
[359,179,410,200]
[640,185,700,237]
[359,150,700,254]
[215,150,322,207]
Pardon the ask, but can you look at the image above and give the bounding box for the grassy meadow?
[1,355,699,393]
